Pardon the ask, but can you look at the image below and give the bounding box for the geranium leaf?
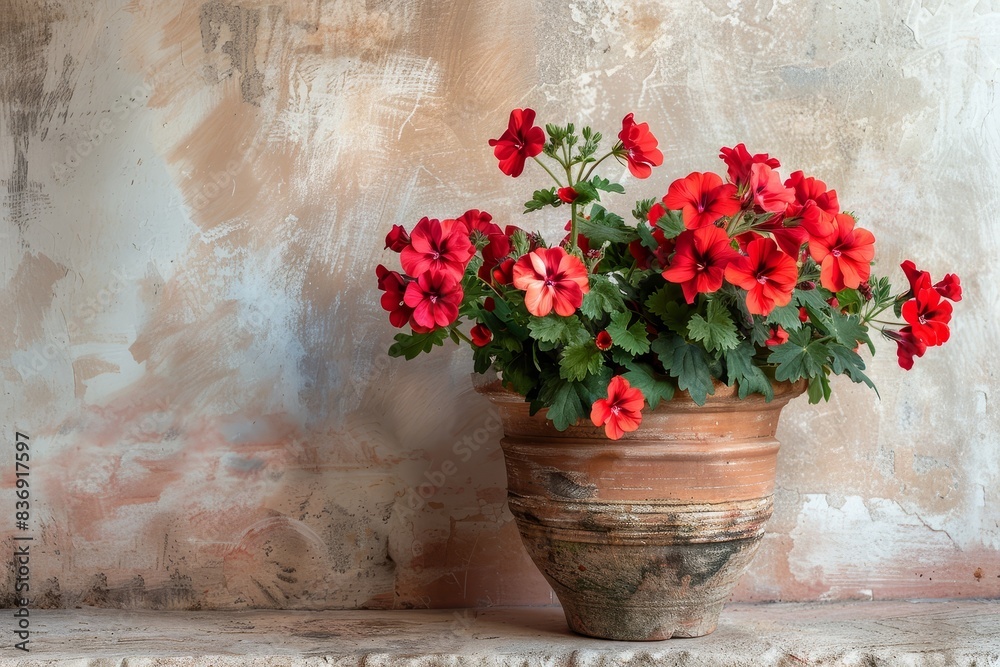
[387,329,448,360]
[589,175,625,194]
[559,341,605,382]
[652,335,713,405]
[723,340,774,401]
[580,274,626,319]
[527,315,588,346]
[764,302,804,331]
[542,378,585,431]
[636,219,659,251]
[623,361,675,408]
[577,204,638,245]
[768,328,829,382]
[644,285,690,334]
[807,373,831,404]
[687,300,740,352]
[655,209,686,239]
[828,343,877,393]
[524,188,559,213]
[607,311,651,356]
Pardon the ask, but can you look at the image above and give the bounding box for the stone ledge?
[4,600,998,665]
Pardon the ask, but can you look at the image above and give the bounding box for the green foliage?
[653,335,715,405]
[528,315,589,347]
[577,205,638,245]
[388,329,448,360]
[687,299,740,353]
[607,311,651,355]
[654,209,686,239]
[581,274,626,319]
[524,188,559,212]
[724,340,774,400]
[623,361,675,408]
[559,341,605,381]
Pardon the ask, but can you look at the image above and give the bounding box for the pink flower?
[748,163,795,213]
[400,217,475,281]
[512,247,590,317]
[719,144,780,187]
[403,269,463,329]
[488,108,546,177]
[590,376,645,440]
[618,113,663,179]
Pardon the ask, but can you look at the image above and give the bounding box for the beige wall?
[1,0,997,609]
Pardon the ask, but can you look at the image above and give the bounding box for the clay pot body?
[476,379,805,641]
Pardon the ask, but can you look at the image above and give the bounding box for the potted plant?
[375,108,961,640]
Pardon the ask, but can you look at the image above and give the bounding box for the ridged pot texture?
[475,379,806,641]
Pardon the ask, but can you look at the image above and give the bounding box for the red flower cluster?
[376,214,479,332]
[651,143,883,317]
[890,261,962,369]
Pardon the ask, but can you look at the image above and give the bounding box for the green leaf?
[687,300,740,352]
[606,311,651,356]
[636,219,658,251]
[527,314,589,347]
[524,188,559,213]
[655,209,686,240]
[539,376,585,431]
[767,328,829,382]
[632,198,656,223]
[807,373,831,404]
[623,361,675,408]
[829,310,872,352]
[589,175,625,194]
[828,343,877,393]
[571,180,599,204]
[764,302,804,332]
[645,286,691,334]
[387,329,449,360]
[580,274,626,319]
[498,353,537,396]
[653,335,714,405]
[723,340,774,401]
[559,341,605,382]
[577,204,638,245]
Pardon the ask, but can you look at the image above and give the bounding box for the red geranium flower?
[902,287,953,347]
[400,217,475,281]
[765,325,789,347]
[798,306,809,323]
[663,172,740,229]
[557,187,579,203]
[590,376,646,440]
[719,144,780,187]
[808,213,875,292]
[488,108,546,178]
[403,269,463,329]
[470,323,493,347]
[629,204,674,269]
[492,258,515,286]
[512,247,590,317]
[384,224,411,252]
[890,326,928,370]
[461,209,511,282]
[595,330,613,351]
[376,264,412,328]
[618,113,663,179]
[901,260,962,302]
[561,220,591,254]
[748,163,795,213]
[662,226,740,303]
[784,171,838,239]
[724,237,798,316]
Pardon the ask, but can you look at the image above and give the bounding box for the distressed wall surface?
[0,0,997,610]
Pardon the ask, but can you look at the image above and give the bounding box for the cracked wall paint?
[0,0,997,609]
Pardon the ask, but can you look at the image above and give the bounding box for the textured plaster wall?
[0,0,997,610]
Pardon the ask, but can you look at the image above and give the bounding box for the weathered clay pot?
[475,378,806,641]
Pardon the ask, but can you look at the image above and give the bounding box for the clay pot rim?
[472,373,807,410]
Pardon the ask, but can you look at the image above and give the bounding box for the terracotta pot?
[475,377,806,641]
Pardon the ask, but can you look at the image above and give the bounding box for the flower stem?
[532,156,564,188]
[452,326,473,345]
[582,151,615,182]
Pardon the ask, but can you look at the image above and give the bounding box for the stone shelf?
[4,600,998,665]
